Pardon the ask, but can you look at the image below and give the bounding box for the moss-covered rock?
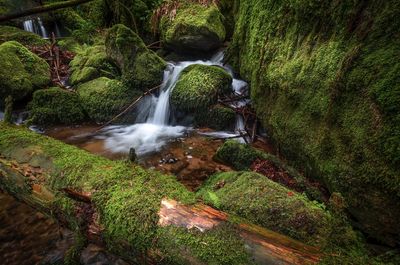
[105,24,166,91]
[197,171,357,247]
[171,64,232,114]
[28,87,86,125]
[0,26,48,46]
[195,105,236,130]
[160,2,226,53]
[228,0,400,245]
[69,45,119,85]
[77,77,141,123]
[0,41,50,103]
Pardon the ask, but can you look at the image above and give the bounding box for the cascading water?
[23,17,49,38]
[96,52,250,156]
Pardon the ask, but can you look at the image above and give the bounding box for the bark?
[0,0,94,23]
[0,123,322,264]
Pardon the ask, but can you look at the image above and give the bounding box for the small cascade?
[99,51,250,156]
[22,17,51,38]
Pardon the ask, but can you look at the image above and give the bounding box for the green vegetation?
[0,26,48,46]
[171,64,232,113]
[28,87,86,125]
[105,24,166,91]
[195,105,236,130]
[159,1,226,53]
[77,77,141,123]
[0,41,50,104]
[69,44,120,85]
[228,0,400,244]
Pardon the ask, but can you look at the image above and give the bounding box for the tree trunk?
[0,0,94,23]
[0,123,321,264]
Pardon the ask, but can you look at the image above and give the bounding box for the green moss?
[160,2,226,53]
[156,224,252,265]
[0,41,50,103]
[0,26,48,46]
[171,64,232,114]
[28,87,86,125]
[195,105,236,130]
[105,24,166,91]
[77,77,141,123]
[197,171,358,248]
[228,0,400,244]
[69,45,119,85]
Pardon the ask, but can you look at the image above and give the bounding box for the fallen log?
[0,0,94,22]
[0,123,321,264]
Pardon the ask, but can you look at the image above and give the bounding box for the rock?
[105,24,166,91]
[0,26,48,46]
[195,105,236,130]
[0,41,50,104]
[171,64,232,114]
[77,77,141,123]
[28,87,86,125]
[128,147,137,162]
[197,171,358,248]
[160,2,226,53]
[69,45,119,85]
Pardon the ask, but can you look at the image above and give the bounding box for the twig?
[96,84,162,132]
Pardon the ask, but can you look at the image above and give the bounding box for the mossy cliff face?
[105,24,166,91]
[0,41,50,103]
[228,0,400,245]
[77,77,140,123]
[28,88,86,125]
[160,2,226,53]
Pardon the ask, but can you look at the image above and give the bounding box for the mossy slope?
[228,0,400,245]
[0,26,48,46]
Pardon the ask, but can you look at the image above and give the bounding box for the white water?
[23,17,49,38]
[97,52,249,156]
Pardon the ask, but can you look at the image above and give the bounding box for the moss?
[28,87,87,125]
[197,171,358,248]
[228,0,400,244]
[77,77,141,123]
[156,224,252,265]
[160,2,226,53]
[105,24,166,91]
[0,26,48,46]
[195,105,236,130]
[0,123,195,257]
[171,64,232,114]
[69,45,119,85]
[0,41,50,103]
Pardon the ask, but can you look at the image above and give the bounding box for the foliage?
[0,26,48,46]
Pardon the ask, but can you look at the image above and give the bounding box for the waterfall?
[101,51,250,156]
[22,17,49,38]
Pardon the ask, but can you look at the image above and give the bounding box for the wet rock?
[80,244,130,265]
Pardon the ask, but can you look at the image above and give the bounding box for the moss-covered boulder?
[105,24,166,91]
[0,41,50,103]
[77,77,141,123]
[0,26,48,46]
[194,105,236,130]
[28,88,86,125]
[228,0,400,244]
[171,64,232,114]
[69,45,119,85]
[160,2,226,53]
[197,171,357,247]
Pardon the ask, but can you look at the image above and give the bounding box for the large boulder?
[105,24,166,91]
[69,45,119,85]
[171,64,232,113]
[159,2,226,53]
[0,26,48,46]
[28,88,86,125]
[77,77,141,123]
[0,41,50,104]
[197,171,359,248]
